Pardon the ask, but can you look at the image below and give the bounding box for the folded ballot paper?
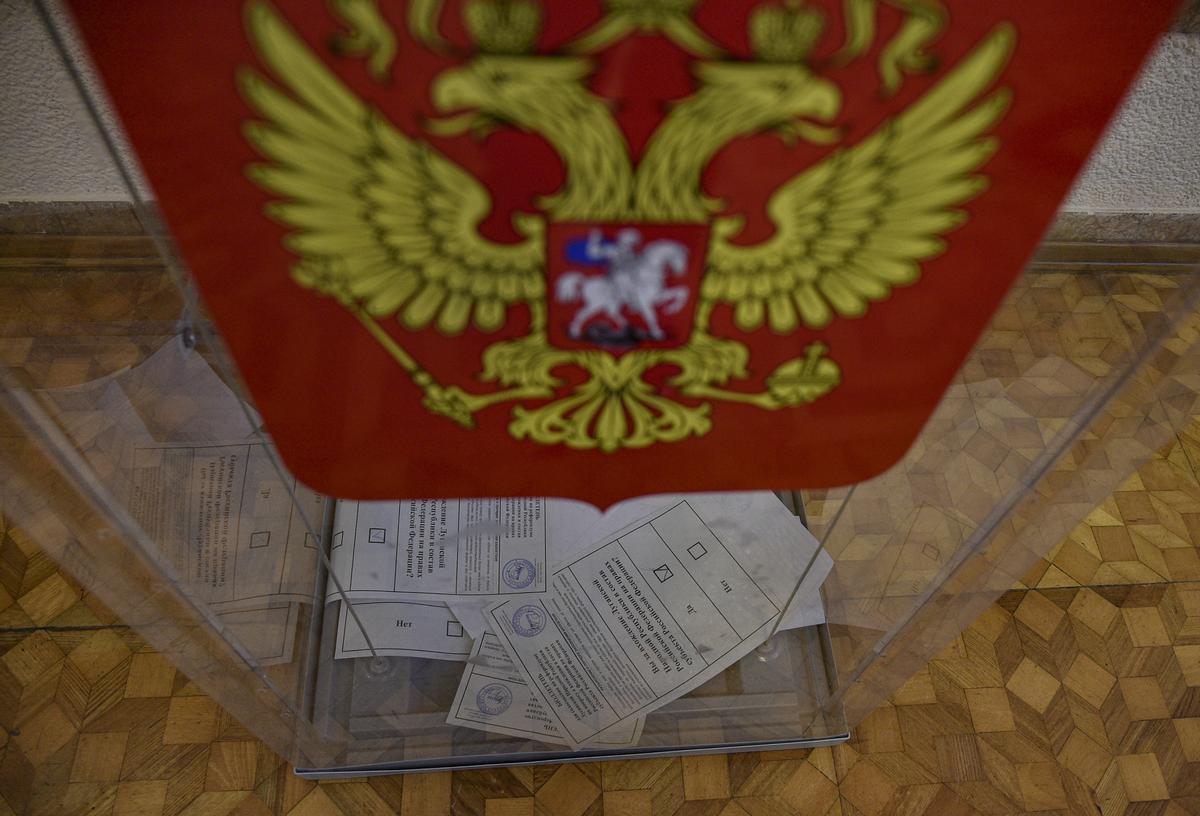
[326,492,830,746]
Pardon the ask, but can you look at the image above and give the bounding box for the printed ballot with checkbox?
[652,564,673,583]
[250,531,270,549]
[367,527,386,544]
[687,541,707,560]
[446,620,464,638]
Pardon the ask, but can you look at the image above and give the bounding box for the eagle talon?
[422,385,477,428]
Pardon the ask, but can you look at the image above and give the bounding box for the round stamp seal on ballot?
[503,558,536,589]
[512,604,546,637]
[476,683,512,716]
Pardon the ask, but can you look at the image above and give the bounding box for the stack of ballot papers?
[326,491,832,749]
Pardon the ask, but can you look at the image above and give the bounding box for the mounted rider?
[583,228,642,307]
[556,227,691,342]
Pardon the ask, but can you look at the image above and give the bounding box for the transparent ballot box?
[5,3,1200,778]
[6,229,1200,776]
[7,231,1200,777]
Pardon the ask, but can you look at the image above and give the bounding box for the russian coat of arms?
[240,0,1013,453]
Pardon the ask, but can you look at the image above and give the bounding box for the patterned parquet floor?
[11,432,1200,816]
[2,383,1200,815]
[4,227,1200,814]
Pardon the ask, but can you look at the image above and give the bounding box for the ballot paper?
[326,499,599,602]
[447,632,643,746]
[126,440,326,665]
[327,491,830,664]
[573,494,831,632]
[39,341,327,667]
[130,441,326,606]
[446,492,830,639]
[485,493,822,747]
[324,498,597,661]
[333,600,473,661]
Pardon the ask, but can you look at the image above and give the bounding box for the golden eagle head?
[690,62,842,145]
[428,57,596,138]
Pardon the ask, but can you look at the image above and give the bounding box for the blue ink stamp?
[476,683,512,715]
[511,604,546,637]
[503,558,536,589]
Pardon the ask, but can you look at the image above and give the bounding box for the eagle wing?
[704,24,1015,333]
[240,1,543,335]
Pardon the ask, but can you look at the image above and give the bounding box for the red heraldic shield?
[546,224,709,352]
[65,0,1181,505]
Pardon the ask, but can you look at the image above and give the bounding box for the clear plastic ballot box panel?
[4,3,1200,774]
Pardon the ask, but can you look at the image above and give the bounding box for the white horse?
[556,237,690,341]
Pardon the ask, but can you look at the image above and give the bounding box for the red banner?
[67,0,1178,505]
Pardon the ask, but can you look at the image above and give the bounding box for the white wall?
[0,0,132,201]
[1065,33,1200,213]
[1,0,1198,212]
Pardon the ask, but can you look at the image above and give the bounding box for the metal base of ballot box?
[296,621,849,776]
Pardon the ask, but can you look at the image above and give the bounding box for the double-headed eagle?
[240,0,1013,451]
